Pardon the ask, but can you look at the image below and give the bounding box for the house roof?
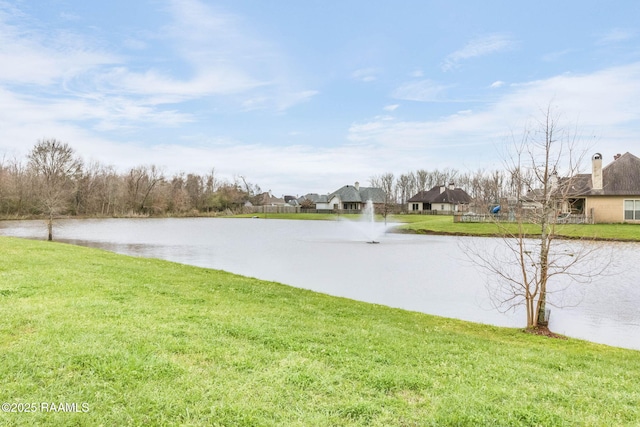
[299,193,328,203]
[408,185,471,204]
[567,152,640,196]
[329,185,386,203]
[255,192,286,206]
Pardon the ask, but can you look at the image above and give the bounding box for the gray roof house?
[298,193,329,206]
[562,152,640,223]
[316,182,386,211]
[254,191,287,206]
[407,183,471,213]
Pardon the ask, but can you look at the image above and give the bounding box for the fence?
[406,210,457,216]
[248,206,368,215]
[454,213,592,224]
[249,205,300,214]
[249,207,382,215]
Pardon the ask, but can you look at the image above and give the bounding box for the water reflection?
[1,218,638,350]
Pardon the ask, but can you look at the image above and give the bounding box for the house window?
[624,200,640,220]
[412,203,419,211]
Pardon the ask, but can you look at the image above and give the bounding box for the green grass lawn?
[1,237,639,426]
[393,214,640,241]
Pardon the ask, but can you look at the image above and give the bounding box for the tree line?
[1,139,535,222]
[370,167,530,212]
[0,139,263,222]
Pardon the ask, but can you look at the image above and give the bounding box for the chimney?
[354,181,360,191]
[439,185,445,194]
[448,182,455,190]
[592,153,603,190]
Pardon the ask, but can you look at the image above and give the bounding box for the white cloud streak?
[442,34,516,71]
[351,68,378,82]
[391,79,452,102]
[597,28,636,45]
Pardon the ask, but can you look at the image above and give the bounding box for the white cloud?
[541,49,574,62]
[351,68,378,82]
[158,0,317,110]
[0,19,118,86]
[102,66,264,100]
[490,81,505,88]
[597,28,636,45]
[0,0,317,134]
[350,62,640,171]
[442,34,516,71]
[123,38,147,50]
[4,63,640,196]
[383,104,399,111]
[59,12,81,21]
[391,80,451,102]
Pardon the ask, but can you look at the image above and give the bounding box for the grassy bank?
[237,212,640,241]
[395,214,640,240]
[1,237,638,426]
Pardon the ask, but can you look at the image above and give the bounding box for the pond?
[1,217,639,350]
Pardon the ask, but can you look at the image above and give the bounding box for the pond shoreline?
[391,227,640,242]
[2,216,638,352]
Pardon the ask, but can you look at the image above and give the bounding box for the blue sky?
[1,0,639,196]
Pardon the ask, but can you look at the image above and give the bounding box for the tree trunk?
[526,294,535,328]
[537,295,548,326]
[47,213,53,241]
[536,220,550,327]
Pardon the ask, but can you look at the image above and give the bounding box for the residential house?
[316,182,386,211]
[563,152,640,223]
[254,191,287,207]
[283,195,298,206]
[407,183,471,213]
[297,193,329,209]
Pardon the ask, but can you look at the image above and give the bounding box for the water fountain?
[361,200,380,244]
[335,199,391,243]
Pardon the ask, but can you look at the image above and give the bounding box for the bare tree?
[0,155,6,215]
[73,160,104,215]
[203,168,219,212]
[463,106,610,329]
[167,173,190,213]
[370,172,396,220]
[95,164,120,216]
[185,173,205,211]
[415,169,429,192]
[27,139,83,240]
[396,173,415,208]
[125,165,164,214]
[0,156,34,216]
[464,169,510,213]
